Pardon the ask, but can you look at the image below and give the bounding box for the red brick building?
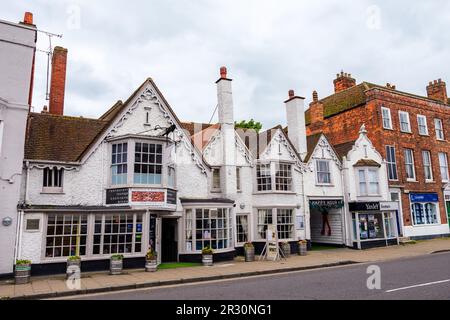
[306,72,450,239]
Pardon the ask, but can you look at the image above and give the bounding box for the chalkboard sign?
[106,188,129,205]
[167,189,177,205]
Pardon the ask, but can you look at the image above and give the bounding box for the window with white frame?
[187,208,232,251]
[404,149,416,180]
[168,165,176,188]
[399,111,411,133]
[43,167,64,191]
[275,163,293,191]
[236,214,249,243]
[134,142,162,184]
[358,168,380,196]
[439,152,449,181]
[422,151,433,181]
[93,213,143,255]
[386,146,398,181]
[381,107,393,129]
[256,164,272,191]
[412,202,439,225]
[111,143,128,185]
[257,209,295,240]
[236,167,242,192]
[316,160,331,184]
[435,118,445,140]
[212,168,221,191]
[45,214,88,258]
[417,115,429,135]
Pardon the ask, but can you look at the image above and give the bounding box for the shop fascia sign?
[309,199,344,209]
[106,188,177,207]
[409,193,439,203]
[379,201,399,211]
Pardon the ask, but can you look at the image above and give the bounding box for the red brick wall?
[49,47,68,115]
[307,88,450,229]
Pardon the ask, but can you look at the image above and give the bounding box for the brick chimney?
[333,71,356,93]
[285,89,307,159]
[426,79,448,104]
[309,91,324,132]
[49,47,68,115]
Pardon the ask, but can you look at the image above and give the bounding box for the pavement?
[1,237,449,300]
[74,251,450,300]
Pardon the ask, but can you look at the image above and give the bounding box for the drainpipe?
[341,156,351,247]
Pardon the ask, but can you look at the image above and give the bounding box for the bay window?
[257,162,293,192]
[257,208,295,240]
[111,143,128,185]
[275,163,292,191]
[45,214,88,258]
[134,142,162,184]
[185,208,232,252]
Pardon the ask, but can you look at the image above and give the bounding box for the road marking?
[386,279,450,293]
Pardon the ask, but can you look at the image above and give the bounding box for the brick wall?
[307,87,450,229]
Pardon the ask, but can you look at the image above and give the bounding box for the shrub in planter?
[145,249,158,272]
[281,242,291,257]
[243,242,255,262]
[15,260,31,285]
[66,256,81,280]
[298,240,308,256]
[201,246,214,266]
[110,254,124,275]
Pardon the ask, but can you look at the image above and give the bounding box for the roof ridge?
[29,112,105,122]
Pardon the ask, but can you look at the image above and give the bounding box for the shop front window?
[412,202,438,226]
[186,208,232,251]
[45,214,88,258]
[257,208,295,240]
[93,213,143,255]
[358,213,385,240]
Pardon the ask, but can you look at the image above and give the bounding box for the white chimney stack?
[285,90,307,160]
[216,66,237,196]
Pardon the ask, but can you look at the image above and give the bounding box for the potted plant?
[15,260,31,285]
[243,242,255,262]
[298,240,308,256]
[202,246,214,266]
[66,256,81,280]
[281,242,291,258]
[145,248,158,272]
[110,254,124,275]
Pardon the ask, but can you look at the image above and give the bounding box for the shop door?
[161,218,178,262]
[446,201,450,226]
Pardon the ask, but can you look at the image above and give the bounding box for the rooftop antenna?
[35,29,63,101]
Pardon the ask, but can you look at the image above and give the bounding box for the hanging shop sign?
[410,193,439,203]
[167,189,177,205]
[106,188,129,205]
[348,202,380,212]
[309,200,344,210]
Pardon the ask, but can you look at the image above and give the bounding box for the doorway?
[161,218,178,262]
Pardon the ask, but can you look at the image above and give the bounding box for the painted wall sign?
[106,188,129,205]
[410,193,439,203]
[132,191,165,203]
[348,202,380,212]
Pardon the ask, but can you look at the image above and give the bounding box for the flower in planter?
[244,242,254,248]
[67,256,81,261]
[111,254,124,260]
[146,248,157,261]
[16,259,31,266]
[202,246,213,255]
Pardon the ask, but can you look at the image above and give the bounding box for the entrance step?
[399,237,417,245]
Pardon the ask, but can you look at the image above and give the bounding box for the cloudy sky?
[3,0,450,128]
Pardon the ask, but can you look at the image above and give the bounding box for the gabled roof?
[303,133,323,163]
[353,159,381,167]
[333,140,357,160]
[25,113,108,162]
[25,78,209,167]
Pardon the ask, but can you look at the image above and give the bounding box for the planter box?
[66,259,81,280]
[298,242,308,256]
[244,246,255,262]
[202,254,213,266]
[110,259,123,275]
[281,243,291,258]
[145,259,158,272]
[15,264,31,285]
